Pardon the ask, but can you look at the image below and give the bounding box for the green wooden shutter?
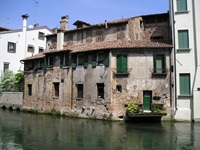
[180,74,190,95]
[178,30,189,49]
[117,55,127,73]
[122,55,127,73]
[44,57,47,69]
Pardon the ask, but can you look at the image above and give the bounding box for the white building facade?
[0,14,53,75]
[170,0,200,121]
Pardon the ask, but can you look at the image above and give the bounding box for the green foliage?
[0,70,24,92]
[14,72,24,92]
[126,102,139,114]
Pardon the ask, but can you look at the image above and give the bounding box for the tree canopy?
[0,70,24,92]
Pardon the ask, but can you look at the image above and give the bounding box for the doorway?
[143,91,152,112]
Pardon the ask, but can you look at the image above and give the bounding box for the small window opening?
[116,85,122,93]
[77,84,83,98]
[28,84,32,96]
[54,83,59,97]
[97,83,104,99]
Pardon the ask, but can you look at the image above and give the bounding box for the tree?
[0,70,24,92]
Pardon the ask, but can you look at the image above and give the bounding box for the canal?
[0,109,200,150]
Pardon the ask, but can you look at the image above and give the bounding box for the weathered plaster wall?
[23,68,72,114]
[71,55,112,119]
[111,49,171,117]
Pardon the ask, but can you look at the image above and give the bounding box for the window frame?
[7,42,16,53]
[153,53,167,75]
[47,56,54,68]
[39,47,44,53]
[3,62,9,72]
[176,0,188,13]
[179,73,190,96]
[38,32,45,40]
[27,45,35,53]
[178,30,190,50]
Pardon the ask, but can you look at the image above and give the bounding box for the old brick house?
[21,13,173,120]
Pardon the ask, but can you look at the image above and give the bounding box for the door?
[143,91,152,111]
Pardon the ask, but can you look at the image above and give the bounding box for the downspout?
[191,0,198,121]
[70,53,74,110]
[170,0,177,114]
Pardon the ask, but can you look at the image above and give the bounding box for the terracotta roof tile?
[22,40,172,61]
[21,53,45,61]
[68,40,173,53]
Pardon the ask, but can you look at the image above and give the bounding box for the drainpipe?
[169,0,177,114]
[191,0,198,121]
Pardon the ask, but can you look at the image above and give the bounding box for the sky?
[0,0,169,30]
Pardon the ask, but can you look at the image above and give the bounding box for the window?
[61,54,69,66]
[97,83,104,99]
[77,54,88,67]
[38,60,43,70]
[116,55,127,74]
[153,53,166,74]
[97,52,109,66]
[178,30,189,49]
[116,85,122,93]
[7,42,16,53]
[179,74,190,95]
[47,56,54,67]
[177,0,187,12]
[39,47,44,53]
[78,54,84,66]
[77,84,83,98]
[27,45,35,53]
[38,32,45,40]
[3,62,9,72]
[53,83,59,97]
[28,84,32,96]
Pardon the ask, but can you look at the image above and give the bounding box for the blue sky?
[0,0,169,30]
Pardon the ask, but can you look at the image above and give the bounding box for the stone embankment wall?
[0,92,23,110]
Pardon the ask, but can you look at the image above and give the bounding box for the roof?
[0,26,53,34]
[0,27,12,32]
[21,53,45,61]
[22,39,172,61]
[68,40,172,53]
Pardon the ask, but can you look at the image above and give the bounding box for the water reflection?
[0,109,200,150]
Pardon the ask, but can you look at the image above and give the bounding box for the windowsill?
[178,95,192,98]
[46,67,53,70]
[115,72,129,75]
[152,73,167,76]
[175,11,189,15]
[62,66,70,69]
[53,96,59,99]
[76,98,83,100]
[177,48,191,52]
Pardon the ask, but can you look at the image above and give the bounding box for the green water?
[0,109,200,150]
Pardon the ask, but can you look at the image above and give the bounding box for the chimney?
[60,15,69,30]
[21,14,29,58]
[34,23,39,28]
[22,14,29,31]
